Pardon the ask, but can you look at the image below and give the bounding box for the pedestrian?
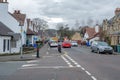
[58,41,62,53]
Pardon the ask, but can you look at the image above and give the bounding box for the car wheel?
[91,48,94,52]
[109,51,113,54]
[91,49,94,52]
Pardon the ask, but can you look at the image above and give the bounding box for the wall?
[11,39,21,53]
[0,2,22,53]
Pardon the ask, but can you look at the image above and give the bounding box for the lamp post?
[19,21,23,58]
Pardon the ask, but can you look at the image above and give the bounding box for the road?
[0,45,120,80]
[64,46,120,80]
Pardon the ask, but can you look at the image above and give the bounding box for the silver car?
[71,41,78,47]
[91,41,113,54]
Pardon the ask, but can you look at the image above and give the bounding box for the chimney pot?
[14,10,17,14]
[115,8,120,16]
[0,0,3,3]
[18,10,20,14]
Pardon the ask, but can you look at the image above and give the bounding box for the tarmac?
[0,44,119,62]
[0,44,49,62]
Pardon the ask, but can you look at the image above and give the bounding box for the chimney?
[0,0,8,3]
[5,0,7,2]
[0,0,3,3]
[33,24,35,31]
[18,10,20,14]
[0,0,8,13]
[14,10,17,14]
[115,8,120,16]
[27,19,30,29]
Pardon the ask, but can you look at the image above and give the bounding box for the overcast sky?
[8,0,120,28]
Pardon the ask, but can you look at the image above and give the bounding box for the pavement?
[0,44,48,62]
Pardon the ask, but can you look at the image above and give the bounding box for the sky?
[8,0,120,28]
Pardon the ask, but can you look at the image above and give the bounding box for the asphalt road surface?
[0,46,120,80]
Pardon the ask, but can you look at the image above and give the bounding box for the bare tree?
[87,18,93,26]
[74,20,80,30]
[32,18,48,31]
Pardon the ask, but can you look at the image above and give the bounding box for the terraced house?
[102,8,120,46]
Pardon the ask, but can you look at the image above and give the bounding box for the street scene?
[0,44,120,80]
[1,0,120,80]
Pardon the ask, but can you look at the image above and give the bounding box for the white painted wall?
[11,39,21,53]
[89,37,99,45]
[0,2,23,53]
[0,36,11,54]
[0,3,20,33]
[22,19,27,45]
[95,25,99,33]
[83,32,89,41]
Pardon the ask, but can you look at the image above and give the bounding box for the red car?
[62,41,71,48]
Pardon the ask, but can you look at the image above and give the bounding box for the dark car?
[91,41,113,54]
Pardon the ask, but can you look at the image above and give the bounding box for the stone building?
[102,8,120,45]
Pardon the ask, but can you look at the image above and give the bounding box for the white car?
[71,41,78,47]
[49,41,58,47]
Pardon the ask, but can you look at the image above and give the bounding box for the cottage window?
[3,39,6,52]
[7,40,9,50]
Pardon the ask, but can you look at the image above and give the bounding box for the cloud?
[8,0,120,28]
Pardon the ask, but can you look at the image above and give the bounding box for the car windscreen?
[98,42,108,46]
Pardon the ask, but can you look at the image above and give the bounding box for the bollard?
[36,47,40,58]
[36,41,40,58]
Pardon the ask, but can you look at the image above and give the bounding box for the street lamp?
[19,21,23,58]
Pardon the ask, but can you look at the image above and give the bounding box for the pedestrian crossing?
[20,54,81,70]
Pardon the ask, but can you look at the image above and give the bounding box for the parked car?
[71,41,78,47]
[49,40,58,47]
[62,41,71,48]
[91,41,113,54]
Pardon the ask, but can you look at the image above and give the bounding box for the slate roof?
[0,21,13,36]
[85,27,100,40]
[86,28,96,38]
[26,28,35,35]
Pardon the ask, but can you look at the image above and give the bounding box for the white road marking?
[20,66,77,69]
[85,71,91,76]
[32,55,36,57]
[64,54,82,68]
[22,64,38,67]
[61,55,73,67]
[91,76,97,80]
[27,60,39,63]
[63,52,97,80]
[76,64,81,67]
[46,52,49,54]
[81,67,85,70]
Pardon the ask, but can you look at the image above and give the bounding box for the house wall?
[83,33,89,41]
[0,3,20,33]
[0,36,11,54]
[95,25,99,33]
[0,2,26,54]
[11,39,21,53]
[0,2,27,45]
[27,35,32,45]
[22,19,27,45]
[89,37,99,44]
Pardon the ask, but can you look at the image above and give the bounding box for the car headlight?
[109,47,113,50]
